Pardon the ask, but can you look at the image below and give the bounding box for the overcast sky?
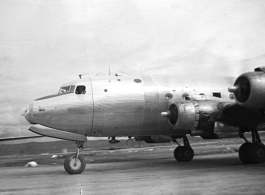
[1,0,265,138]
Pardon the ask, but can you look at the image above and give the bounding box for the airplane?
[23,67,265,174]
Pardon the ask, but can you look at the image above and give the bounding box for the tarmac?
[1,136,265,195]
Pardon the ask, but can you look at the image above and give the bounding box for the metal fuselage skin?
[25,75,235,138]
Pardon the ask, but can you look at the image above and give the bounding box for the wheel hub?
[257,148,264,158]
[69,158,81,170]
[184,151,191,158]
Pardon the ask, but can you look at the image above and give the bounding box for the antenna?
[108,65,111,75]
[78,73,90,79]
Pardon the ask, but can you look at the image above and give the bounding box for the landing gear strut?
[173,136,194,162]
[239,128,265,164]
[64,141,86,174]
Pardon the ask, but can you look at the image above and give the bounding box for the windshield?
[58,85,75,94]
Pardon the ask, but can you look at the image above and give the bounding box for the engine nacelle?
[228,67,265,109]
[162,100,245,139]
[162,100,219,132]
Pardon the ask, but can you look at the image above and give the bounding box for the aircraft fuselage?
[25,75,235,138]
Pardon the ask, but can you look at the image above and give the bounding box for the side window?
[75,85,86,94]
[213,92,221,98]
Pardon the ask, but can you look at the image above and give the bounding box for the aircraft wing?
[0,135,43,141]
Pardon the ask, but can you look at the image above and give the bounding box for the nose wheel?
[64,141,86,174]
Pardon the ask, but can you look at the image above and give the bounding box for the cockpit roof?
[60,78,91,88]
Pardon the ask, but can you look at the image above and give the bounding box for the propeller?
[161,104,178,125]
[229,76,251,103]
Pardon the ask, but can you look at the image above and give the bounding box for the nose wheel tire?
[64,154,86,174]
[174,146,194,162]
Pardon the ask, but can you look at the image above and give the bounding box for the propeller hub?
[228,85,238,93]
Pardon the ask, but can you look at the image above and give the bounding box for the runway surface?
[1,138,265,195]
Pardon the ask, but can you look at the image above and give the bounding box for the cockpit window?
[75,85,86,94]
[58,85,75,94]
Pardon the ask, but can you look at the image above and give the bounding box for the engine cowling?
[228,67,265,109]
[162,100,218,132]
[162,100,245,139]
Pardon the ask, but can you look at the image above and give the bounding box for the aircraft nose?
[22,103,33,124]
